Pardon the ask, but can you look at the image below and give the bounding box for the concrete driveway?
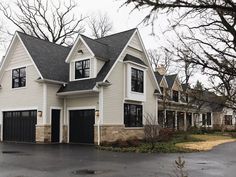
[0,142,235,177]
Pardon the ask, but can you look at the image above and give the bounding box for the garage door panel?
[3,110,37,142]
[69,109,95,144]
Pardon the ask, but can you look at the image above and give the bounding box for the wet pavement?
[0,142,235,177]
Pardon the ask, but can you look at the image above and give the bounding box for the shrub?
[127,138,142,147]
[158,128,174,142]
[230,132,236,138]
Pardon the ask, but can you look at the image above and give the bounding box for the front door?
[51,109,60,143]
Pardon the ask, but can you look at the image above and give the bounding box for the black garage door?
[3,110,37,142]
[69,109,95,144]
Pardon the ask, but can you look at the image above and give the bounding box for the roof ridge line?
[95,28,137,40]
[16,31,71,49]
[80,34,109,47]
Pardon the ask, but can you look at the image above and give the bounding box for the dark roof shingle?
[59,28,137,92]
[18,32,70,82]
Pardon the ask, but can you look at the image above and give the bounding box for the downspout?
[98,86,104,146]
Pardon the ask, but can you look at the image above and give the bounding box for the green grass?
[98,132,235,153]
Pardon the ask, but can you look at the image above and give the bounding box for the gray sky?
[0,0,208,85]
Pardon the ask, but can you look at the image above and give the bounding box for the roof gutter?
[56,89,99,96]
[36,78,67,85]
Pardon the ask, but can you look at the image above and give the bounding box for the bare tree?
[144,113,160,150]
[123,0,236,107]
[148,48,171,72]
[88,12,113,39]
[0,0,85,45]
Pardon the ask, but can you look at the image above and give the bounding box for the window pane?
[20,68,26,77]
[124,104,143,127]
[131,68,144,93]
[75,59,90,79]
[12,67,26,88]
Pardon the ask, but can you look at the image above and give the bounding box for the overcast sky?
[0,0,208,85]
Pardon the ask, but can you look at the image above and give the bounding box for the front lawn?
[98,133,236,153]
[176,134,236,151]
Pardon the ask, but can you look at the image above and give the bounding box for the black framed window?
[172,90,179,102]
[124,104,143,127]
[131,68,144,93]
[12,67,26,88]
[207,112,212,125]
[75,59,90,79]
[225,115,233,125]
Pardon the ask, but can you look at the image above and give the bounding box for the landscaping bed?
[97,132,236,153]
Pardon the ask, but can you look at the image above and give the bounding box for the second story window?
[172,90,179,102]
[75,59,90,79]
[131,68,144,93]
[12,67,26,88]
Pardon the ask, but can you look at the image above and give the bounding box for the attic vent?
[77,50,83,54]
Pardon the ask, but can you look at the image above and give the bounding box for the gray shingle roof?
[123,54,147,66]
[166,74,177,88]
[18,32,70,82]
[154,71,163,84]
[58,28,137,93]
[81,35,109,60]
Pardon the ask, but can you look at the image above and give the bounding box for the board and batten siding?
[0,38,44,125]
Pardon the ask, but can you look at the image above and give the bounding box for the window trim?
[74,59,91,80]
[12,67,26,89]
[124,103,143,128]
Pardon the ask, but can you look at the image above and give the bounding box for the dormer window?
[131,68,143,93]
[75,59,90,79]
[172,90,179,102]
[12,67,26,88]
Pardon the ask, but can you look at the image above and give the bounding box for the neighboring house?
[0,29,160,144]
[155,65,216,131]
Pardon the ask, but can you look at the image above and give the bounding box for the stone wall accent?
[62,125,68,143]
[94,125,144,143]
[36,125,51,143]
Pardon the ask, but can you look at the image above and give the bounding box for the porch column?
[184,112,187,131]
[191,112,194,126]
[175,111,178,130]
[164,109,166,127]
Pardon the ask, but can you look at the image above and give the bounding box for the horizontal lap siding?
[46,84,63,124]
[0,38,43,123]
[103,62,124,125]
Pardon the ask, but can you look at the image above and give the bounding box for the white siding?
[47,84,64,124]
[0,39,44,124]
[70,41,93,61]
[103,61,124,124]
[66,96,99,109]
[97,59,105,74]
[102,34,158,125]
[129,33,143,51]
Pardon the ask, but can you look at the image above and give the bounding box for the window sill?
[11,86,27,91]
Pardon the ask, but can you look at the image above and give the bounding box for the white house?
[0,29,160,144]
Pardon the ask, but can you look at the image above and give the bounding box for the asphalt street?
[0,142,235,177]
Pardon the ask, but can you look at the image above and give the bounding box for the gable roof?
[17,32,71,82]
[58,28,137,93]
[154,71,164,84]
[81,35,109,60]
[166,74,177,88]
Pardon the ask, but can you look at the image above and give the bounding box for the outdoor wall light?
[95,110,99,117]
[38,111,42,117]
